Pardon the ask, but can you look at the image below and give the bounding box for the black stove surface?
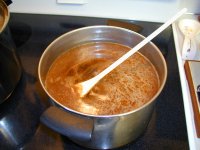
[1,13,189,150]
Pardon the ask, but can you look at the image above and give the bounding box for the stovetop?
[0,13,189,150]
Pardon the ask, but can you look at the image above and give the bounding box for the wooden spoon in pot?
[73,8,187,97]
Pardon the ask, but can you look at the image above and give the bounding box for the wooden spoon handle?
[77,8,187,97]
[94,8,187,82]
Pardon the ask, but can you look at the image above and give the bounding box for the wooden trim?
[184,61,200,137]
[107,20,143,33]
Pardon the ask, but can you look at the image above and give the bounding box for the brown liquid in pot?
[45,42,160,115]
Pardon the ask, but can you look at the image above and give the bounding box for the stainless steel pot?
[38,26,167,149]
[0,0,21,104]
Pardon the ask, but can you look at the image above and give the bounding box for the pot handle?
[40,106,93,141]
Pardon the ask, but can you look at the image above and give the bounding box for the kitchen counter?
[172,16,200,150]
[1,13,189,149]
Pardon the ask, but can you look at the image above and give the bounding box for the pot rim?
[0,0,9,33]
[38,25,167,118]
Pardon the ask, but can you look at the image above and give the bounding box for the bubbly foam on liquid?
[45,42,160,115]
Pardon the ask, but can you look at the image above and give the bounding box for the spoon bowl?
[179,19,200,38]
[178,19,200,60]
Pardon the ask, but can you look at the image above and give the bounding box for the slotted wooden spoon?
[74,8,187,97]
